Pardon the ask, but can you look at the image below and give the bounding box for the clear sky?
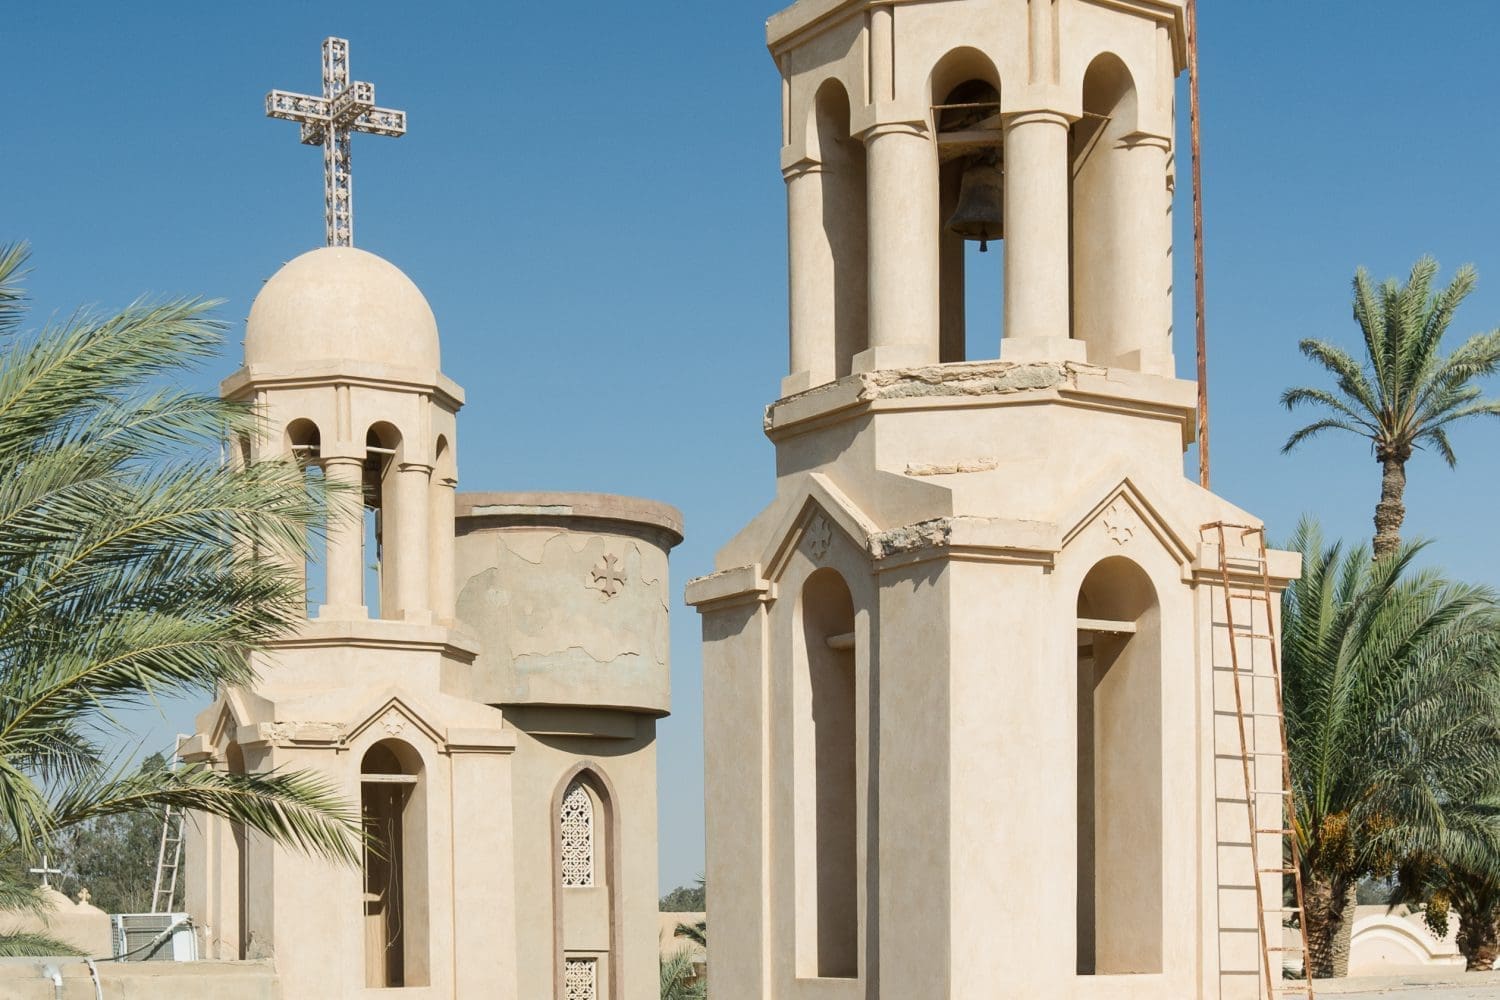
[8,2,1500,895]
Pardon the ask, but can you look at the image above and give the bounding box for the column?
[1001,110,1085,362]
[858,123,940,372]
[784,159,835,396]
[427,472,457,622]
[394,462,432,623]
[1113,134,1173,374]
[320,455,367,619]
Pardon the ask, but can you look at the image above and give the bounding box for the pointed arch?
[361,737,430,987]
[551,763,623,1000]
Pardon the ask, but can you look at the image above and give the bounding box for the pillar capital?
[319,452,365,468]
[857,118,929,144]
[1002,108,1075,131]
[1121,130,1173,152]
[397,461,434,476]
[781,156,824,182]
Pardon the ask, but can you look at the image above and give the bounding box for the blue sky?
[8,2,1500,894]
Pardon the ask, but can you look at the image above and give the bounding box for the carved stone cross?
[266,37,407,248]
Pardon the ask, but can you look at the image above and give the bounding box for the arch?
[809,77,868,380]
[363,423,403,619]
[930,47,1005,363]
[428,435,456,619]
[1076,557,1162,975]
[284,418,322,461]
[552,763,621,1000]
[360,738,429,988]
[1071,52,1156,369]
[794,568,858,978]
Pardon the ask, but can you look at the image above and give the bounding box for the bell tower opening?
[286,419,325,616]
[813,78,868,379]
[933,51,1004,363]
[364,423,402,619]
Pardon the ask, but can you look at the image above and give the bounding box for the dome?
[245,247,440,371]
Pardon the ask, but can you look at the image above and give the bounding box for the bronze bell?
[946,155,1004,252]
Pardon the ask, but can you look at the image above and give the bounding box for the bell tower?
[689,2,1298,998]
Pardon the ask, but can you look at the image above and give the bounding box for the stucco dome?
[245,247,440,371]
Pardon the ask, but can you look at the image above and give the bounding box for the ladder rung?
[1250,712,1286,719]
[1256,828,1295,835]
[1252,788,1293,796]
[1268,944,1305,952]
[1258,866,1297,874]
[1232,632,1276,641]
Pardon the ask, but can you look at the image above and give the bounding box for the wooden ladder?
[150,804,184,914]
[1203,523,1314,999]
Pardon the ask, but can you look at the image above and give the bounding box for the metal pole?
[1189,0,1210,489]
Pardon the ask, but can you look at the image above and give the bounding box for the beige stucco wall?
[0,959,280,999]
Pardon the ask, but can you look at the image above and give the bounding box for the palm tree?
[1281,258,1500,558]
[1281,519,1500,977]
[660,947,706,1000]
[0,243,360,950]
[1392,800,1500,971]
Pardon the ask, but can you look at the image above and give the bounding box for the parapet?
[453,492,683,717]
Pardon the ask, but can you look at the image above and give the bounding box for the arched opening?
[427,435,456,620]
[364,423,402,620]
[1076,556,1162,975]
[286,420,325,616]
[931,49,1003,362]
[1070,54,1143,367]
[812,79,868,378]
[361,738,429,988]
[794,567,857,978]
[556,769,614,999]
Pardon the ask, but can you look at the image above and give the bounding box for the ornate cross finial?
[29,852,61,889]
[266,37,407,247]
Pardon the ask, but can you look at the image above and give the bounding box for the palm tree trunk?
[1457,907,1500,971]
[1373,457,1407,559]
[1304,875,1355,978]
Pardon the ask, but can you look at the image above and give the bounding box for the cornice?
[220,362,466,411]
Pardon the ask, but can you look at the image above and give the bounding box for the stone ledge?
[765,360,1197,441]
[456,491,684,547]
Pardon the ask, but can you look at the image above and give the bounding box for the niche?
[794,568,858,978]
[1076,557,1162,975]
[362,740,429,988]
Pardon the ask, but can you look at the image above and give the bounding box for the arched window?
[1071,53,1156,369]
[1076,557,1162,975]
[556,770,613,998]
[812,79,868,379]
[794,568,857,978]
[286,420,325,616]
[361,739,429,988]
[364,423,401,619]
[559,778,595,888]
[931,48,1004,362]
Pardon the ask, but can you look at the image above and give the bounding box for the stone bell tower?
[688,2,1298,998]
[182,247,517,998]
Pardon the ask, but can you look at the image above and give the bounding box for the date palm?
[1281,258,1500,558]
[1281,519,1500,977]
[0,243,360,952]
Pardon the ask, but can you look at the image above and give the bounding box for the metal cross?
[29,853,61,889]
[266,37,407,247]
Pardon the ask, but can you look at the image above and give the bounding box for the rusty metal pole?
[1189,0,1210,489]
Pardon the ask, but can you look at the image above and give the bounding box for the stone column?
[1001,110,1085,362]
[1112,133,1173,374]
[320,455,367,619]
[784,159,835,396]
[428,472,457,623]
[394,462,432,623]
[858,122,940,372]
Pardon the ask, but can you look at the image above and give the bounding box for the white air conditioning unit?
[111,913,197,962]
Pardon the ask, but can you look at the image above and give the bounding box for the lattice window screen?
[560,779,594,887]
[564,957,597,1000]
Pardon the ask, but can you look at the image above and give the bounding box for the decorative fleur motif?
[589,553,627,599]
[380,708,406,737]
[1102,500,1136,546]
[806,515,833,562]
